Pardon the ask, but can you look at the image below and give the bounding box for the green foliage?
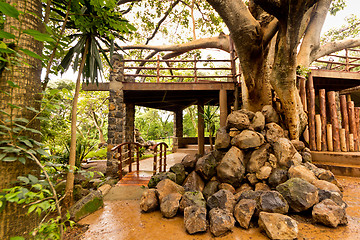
[329,0,346,16]
[296,65,311,78]
[85,147,107,160]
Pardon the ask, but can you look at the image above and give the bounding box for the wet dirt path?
[79,176,360,240]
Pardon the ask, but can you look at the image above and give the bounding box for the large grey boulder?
[195,152,218,181]
[313,179,341,194]
[140,189,159,212]
[312,199,348,227]
[231,130,265,149]
[276,178,319,212]
[234,198,256,229]
[273,138,298,168]
[217,146,245,187]
[250,111,265,131]
[262,105,280,123]
[202,180,220,200]
[184,205,207,234]
[179,191,206,212]
[258,212,298,240]
[148,172,177,188]
[226,110,251,130]
[156,179,185,202]
[69,190,103,221]
[160,192,182,218]
[247,144,270,173]
[318,190,347,209]
[215,127,231,150]
[207,189,236,214]
[265,123,284,143]
[170,163,186,185]
[291,140,306,151]
[182,171,205,192]
[268,168,288,188]
[181,154,197,172]
[209,208,235,237]
[257,191,289,214]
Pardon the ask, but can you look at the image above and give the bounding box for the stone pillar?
[220,89,227,127]
[173,109,183,152]
[125,103,135,143]
[198,100,205,156]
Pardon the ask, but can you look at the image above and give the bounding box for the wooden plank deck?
[116,171,153,186]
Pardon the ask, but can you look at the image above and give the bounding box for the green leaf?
[19,48,43,61]
[27,204,36,214]
[0,30,15,39]
[25,106,39,113]
[7,103,21,109]
[28,174,38,184]
[36,148,49,157]
[17,176,29,184]
[14,118,29,123]
[2,156,17,161]
[27,128,42,135]
[7,80,19,88]
[21,140,33,148]
[18,157,26,164]
[10,237,25,240]
[0,2,19,19]
[23,29,54,42]
[0,153,6,161]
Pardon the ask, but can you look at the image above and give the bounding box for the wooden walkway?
[116,171,153,186]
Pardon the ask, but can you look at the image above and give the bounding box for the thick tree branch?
[145,0,180,45]
[117,0,140,5]
[262,18,279,46]
[252,0,283,19]
[311,38,360,62]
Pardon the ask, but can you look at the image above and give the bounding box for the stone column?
[198,100,205,155]
[173,109,183,152]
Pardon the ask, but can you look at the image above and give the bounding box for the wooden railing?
[111,142,141,180]
[313,48,360,72]
[153,142,168,175]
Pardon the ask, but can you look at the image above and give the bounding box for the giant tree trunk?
[0,0,43,238]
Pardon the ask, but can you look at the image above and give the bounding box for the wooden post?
[315,114,322,151]
[319,89,327,151]
[220,89,227,127]
[153,149,157,175]
[128,144,132,172]
[348,101,358,151]
[194,55,197,83]
[327,91,341,151]
[349,133,355,152]
[340,129,347,152]
[340,95,350,150]
[327,124,333,152]
[156,55,160,83]
[198,99,205,155]
[355,107,360,151]
[307,79,316,150]
[299,76,307,110]
[136,144,140,172]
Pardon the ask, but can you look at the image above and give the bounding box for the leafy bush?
[85,147,107,160]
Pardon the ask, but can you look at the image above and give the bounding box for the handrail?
[111,142,142,180]
[153,142,168,175]
[313,48,360,72]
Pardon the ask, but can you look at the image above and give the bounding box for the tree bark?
[0,0,43,238]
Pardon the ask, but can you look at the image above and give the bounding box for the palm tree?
[0,0,43,238]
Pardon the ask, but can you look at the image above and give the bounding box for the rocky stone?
[184,206,207,234]
[156,179,185,202]
[170,163,186,185]
[226,110,251,130]
[148,172,177,188]
[215,127,231,150]
[276,178,319,212]
[234,199,256,229]
[207,189,236,214]
[74,184,90,202]
[258,212,298,240]
[255,182,271,191]
[313,180,341,194]
[265,123,284,143]
[291,140,306,151]
[256,165,272,180]
[160,193,182,218]
[318,170,343,191]
[229,128,241,137]
[303,162,324,176]
[181,154,197,172]
[257,191,289,214]
[318,190,347,209]
[182,171,205,192]
[247,144,270,173]
[236,183,253,194]
[179,191,206,212]
[251,111,265,131]
[218,183,236,194]
[70,190,103,221]
[268,168,288,188]
[268,153,278,168]
[140,189,159,212]
[238,109,256,120]
[247,173,259,185]
[231,130,265,149]
[312,199,348,227]
[288,165,318,184]
[301,147,312,162]
[262,105,280,123]
[209,208,235,237]
[195,152,218,181]
[211,149,227,162]
[273,138,297,168]
[216,146,245,187]
[238,190,265,202]
[290,152,303,166]
[202,180,220,200]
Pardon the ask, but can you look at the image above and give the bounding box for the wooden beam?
[122,82,235,91]
[198,99,205,156]
[220,89,227,127]
[82,83,109,91]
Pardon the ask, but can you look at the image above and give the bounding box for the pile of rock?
[140,106,347,239]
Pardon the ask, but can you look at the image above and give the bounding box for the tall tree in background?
[0,0,43,238]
